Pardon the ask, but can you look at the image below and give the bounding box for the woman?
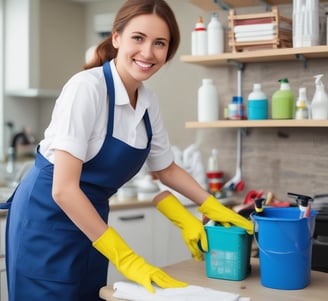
[2,0,253,300]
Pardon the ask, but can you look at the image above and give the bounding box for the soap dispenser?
[311,74,328,120]
[271,78,295,119]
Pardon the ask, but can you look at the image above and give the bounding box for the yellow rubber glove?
[156,193,208,261]
[93,227,188,293]
[198,195,254,235]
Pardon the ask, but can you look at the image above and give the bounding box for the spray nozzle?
[254,198,266,214]
[287,192,313,207]
[314,74,324,86]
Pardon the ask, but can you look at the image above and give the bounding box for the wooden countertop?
[0,198,155,218]
[99,258,328,301]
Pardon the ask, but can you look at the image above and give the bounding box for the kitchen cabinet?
[0,258,7,301]
[4,0,85,98]
[107,207,153,284]
[107,205,200,284]
[152,205,201,268]
[0,215,7,301]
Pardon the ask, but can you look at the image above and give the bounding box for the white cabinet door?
[152,205,201,267]
[107,207,153,284]
[0,217,6,257]
[0,257,8,301]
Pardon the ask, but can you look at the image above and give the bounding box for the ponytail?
[83,35,117,70]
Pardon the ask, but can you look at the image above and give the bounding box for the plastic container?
[206,149,224,193]
[271,78,295,119]
[252,207,317,290]
[311,74,328,120]
[295,87,309,120]
[293,0,319,47]
[198,78,219,121]
[205,225,253,281]
[192,16,207,55]
[207,12,224,55]
[247,83,268,120]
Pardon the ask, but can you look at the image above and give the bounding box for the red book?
[234,17,274,26]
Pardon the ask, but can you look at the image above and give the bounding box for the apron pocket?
[16,220,89,283]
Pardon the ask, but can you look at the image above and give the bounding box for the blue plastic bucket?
[252,207,317,290]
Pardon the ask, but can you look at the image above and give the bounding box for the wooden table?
[99,258,328,301]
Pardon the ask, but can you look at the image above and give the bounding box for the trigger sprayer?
[287,192,312,218]
[311,74,328,120]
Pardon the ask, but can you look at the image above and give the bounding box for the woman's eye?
[132,35,143,42]
[155,40,166,47]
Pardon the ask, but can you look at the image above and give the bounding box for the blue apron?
[1,61,152,301]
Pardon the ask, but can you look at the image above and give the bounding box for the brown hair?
[84,0,180,70]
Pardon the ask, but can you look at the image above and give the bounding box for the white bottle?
[193,16,207,55]
[207,12,224,55]
[207,148,219,172]
[311,74,328,120]
[247,83,268,120]
[295,87,309,120]
[198,78,219,121]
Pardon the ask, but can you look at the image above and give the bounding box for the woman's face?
[112,14,170,87]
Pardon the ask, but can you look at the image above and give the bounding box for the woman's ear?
[112,31,119,49]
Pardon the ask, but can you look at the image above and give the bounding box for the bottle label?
[247,99,268,120]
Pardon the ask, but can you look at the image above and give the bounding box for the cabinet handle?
[118,214,145,221]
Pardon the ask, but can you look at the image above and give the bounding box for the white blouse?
[39,60,173,172]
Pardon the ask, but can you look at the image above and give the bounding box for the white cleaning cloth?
[112,281,250,301]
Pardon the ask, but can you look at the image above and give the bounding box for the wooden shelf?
[180,45,328,66]
[186,119,328,128]
[189,0,325,11]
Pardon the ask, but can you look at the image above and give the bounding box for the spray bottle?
[311,74,328,120]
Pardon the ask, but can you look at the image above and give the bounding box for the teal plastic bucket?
[252,207,317,290]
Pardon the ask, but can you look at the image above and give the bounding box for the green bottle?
[271,78,295,119]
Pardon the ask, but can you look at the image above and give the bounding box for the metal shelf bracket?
[212,0,231,10]
[296,54,308,69]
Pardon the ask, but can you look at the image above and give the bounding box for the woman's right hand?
[93,227,188,293]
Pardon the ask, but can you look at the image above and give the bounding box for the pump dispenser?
[311,74,328,120]
[271,78,295,119]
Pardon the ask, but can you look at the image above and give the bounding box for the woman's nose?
[140,42,153,58]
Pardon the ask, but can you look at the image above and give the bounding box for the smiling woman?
[1,1,255,300]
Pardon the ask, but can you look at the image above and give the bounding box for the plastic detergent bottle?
[295,87,309,120]
[311,74,328,120]
[247,83,268,120]
[206,149,224,194]
[192,16,207,55]
[271,78,295,119]
[207,12,224,55]
[198,78,219,121]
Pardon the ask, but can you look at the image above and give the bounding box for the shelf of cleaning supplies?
[188,0,325,11]
[180,45,328,67]
[185,119,328,129]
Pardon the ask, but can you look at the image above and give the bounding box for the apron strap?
[0,186,18,209]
